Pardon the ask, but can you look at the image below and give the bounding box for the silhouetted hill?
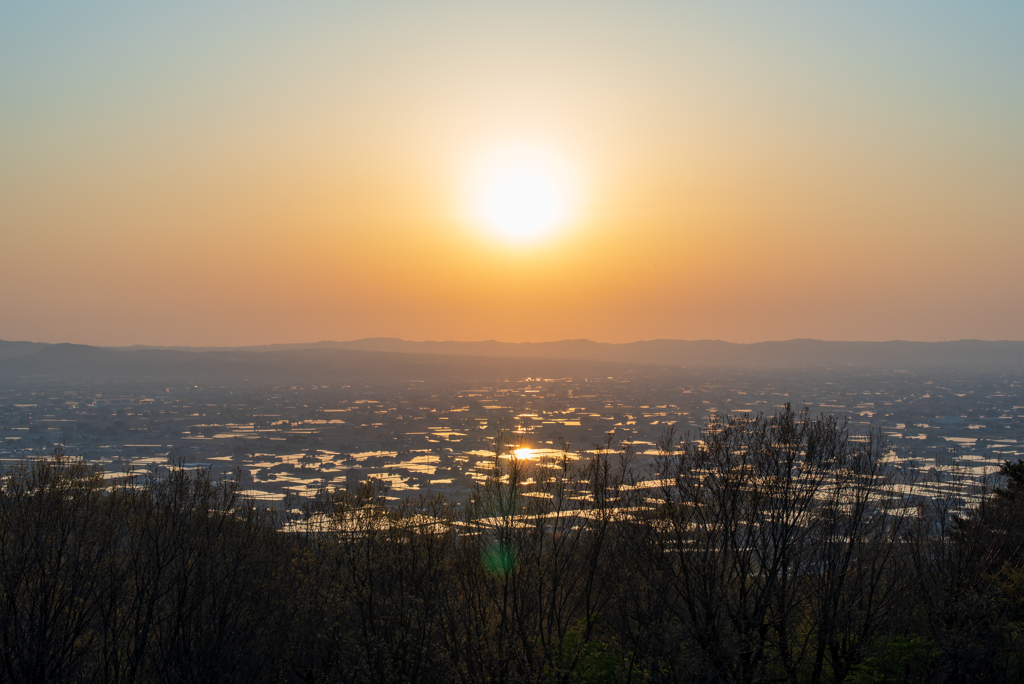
[2,338,1022,383]
[238,337,1024,369]
[0,344,646,384]
[0,340,49,361]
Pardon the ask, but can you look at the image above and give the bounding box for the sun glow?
[468,146,577,244]
[513,447,536,459]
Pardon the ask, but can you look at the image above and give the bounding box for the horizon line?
[4,336,1024,350]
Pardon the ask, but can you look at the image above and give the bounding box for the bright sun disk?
[469,147,576,243]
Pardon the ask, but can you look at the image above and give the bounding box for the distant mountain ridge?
[111,337,1024,368]
[280,337,1024,368]
[0,338,1022,384]
[0,343,642,383]
[0,340,49,361]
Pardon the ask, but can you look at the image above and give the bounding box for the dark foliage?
[0,407,1021,683]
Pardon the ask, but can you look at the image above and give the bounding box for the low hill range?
[238,337,1024,369]
[0,342,635,384]
[0,337,1022,383]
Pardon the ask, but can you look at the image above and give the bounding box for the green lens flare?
[481,543,516,576]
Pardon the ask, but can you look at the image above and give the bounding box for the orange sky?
[2,2,1022,346]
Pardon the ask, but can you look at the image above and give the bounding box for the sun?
[468,146,576,244]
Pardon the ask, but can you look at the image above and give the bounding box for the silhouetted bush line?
[1,405,1023,683]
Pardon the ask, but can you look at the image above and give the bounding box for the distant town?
[3,366,1020,507]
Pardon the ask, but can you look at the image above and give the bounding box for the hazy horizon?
[7,334,1024,350]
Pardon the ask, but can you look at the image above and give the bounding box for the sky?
[2,1,1022,347]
